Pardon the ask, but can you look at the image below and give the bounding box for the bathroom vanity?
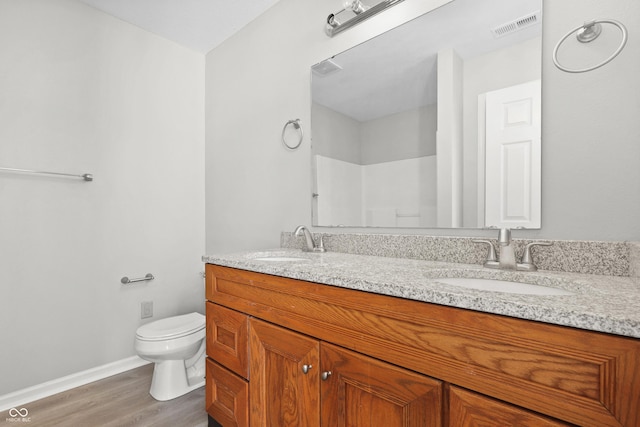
[203,250,640,427]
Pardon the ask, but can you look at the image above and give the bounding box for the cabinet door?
[249,318,320,427]
[449,386,570,427]
[321,343,442,427]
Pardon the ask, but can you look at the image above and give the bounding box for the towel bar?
[121,273,154,284]
[0,166,93,181]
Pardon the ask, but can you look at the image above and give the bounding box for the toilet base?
[149,357,205,401]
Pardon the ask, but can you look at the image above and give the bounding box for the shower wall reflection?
[313,103,438,227]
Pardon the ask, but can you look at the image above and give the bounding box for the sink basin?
[435,277,574,296]
[253,256,311,262]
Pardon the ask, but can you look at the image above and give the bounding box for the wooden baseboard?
[0,356,151,412]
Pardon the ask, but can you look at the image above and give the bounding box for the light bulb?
[344,0,368,14]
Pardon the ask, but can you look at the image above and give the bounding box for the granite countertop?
[203,249,640,339]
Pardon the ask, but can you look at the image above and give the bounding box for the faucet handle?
[519,241,553,271]
[473,239,499,268]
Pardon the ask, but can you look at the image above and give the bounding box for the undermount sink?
[435,277,574,296]
[253,256,311,262]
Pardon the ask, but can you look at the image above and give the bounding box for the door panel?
[249,318,320,427]
[321,342,442,427]
[484,79,541,228]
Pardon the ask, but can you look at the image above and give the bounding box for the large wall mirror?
[311,0,542,229]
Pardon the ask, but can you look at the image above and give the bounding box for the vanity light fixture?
[325,0,406,37]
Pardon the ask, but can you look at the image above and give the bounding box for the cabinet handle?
[302,364,313,374]
[321,371,332,381]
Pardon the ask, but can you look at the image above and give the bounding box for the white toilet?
[134,312,206,401]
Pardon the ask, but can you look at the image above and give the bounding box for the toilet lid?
[136,312,205,341]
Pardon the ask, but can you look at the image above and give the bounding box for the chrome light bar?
[325,0,406,37]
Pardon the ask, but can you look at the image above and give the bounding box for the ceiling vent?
[491,10,541,38]
[312,58,343,77]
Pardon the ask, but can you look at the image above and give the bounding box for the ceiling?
[78,0,281,54]
[312,0,542,121]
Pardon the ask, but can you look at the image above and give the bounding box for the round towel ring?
[553,19,628,73]
[282,119,304,150]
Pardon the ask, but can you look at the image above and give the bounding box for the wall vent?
[491,10,541,38]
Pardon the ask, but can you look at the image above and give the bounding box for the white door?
[484,80,541,228]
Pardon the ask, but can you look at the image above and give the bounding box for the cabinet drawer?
[206,359,248,427]
[206,302,249,379]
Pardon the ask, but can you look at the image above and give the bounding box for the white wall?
[0,0,205,395]
[541,0,640,240]
[312,102,437,166]
[360,105,437,165]
[311,103,361,164]
[205,0,640,247]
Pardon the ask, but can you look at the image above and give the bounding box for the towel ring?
[553,19,627,73]
[282,119,304,150]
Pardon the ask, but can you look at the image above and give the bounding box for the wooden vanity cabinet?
[205,264,640,427]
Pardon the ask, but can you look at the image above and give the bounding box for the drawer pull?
[321,371,332,381]
[302,364,312,374]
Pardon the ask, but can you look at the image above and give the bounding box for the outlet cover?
[141,301,153,319]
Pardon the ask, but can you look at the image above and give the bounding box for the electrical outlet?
[141,301,153,319]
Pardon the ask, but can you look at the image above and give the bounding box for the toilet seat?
[136,312,205,341]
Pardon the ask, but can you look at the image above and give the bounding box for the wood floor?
[14,364,207,427]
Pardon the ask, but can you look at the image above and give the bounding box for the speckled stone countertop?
[203,249,640,339]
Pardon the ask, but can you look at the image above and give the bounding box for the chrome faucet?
[294,225,326,253]
[474,228,552,271]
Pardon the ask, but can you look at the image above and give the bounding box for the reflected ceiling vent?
[312,58,343,77]
[491,10,541,38]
